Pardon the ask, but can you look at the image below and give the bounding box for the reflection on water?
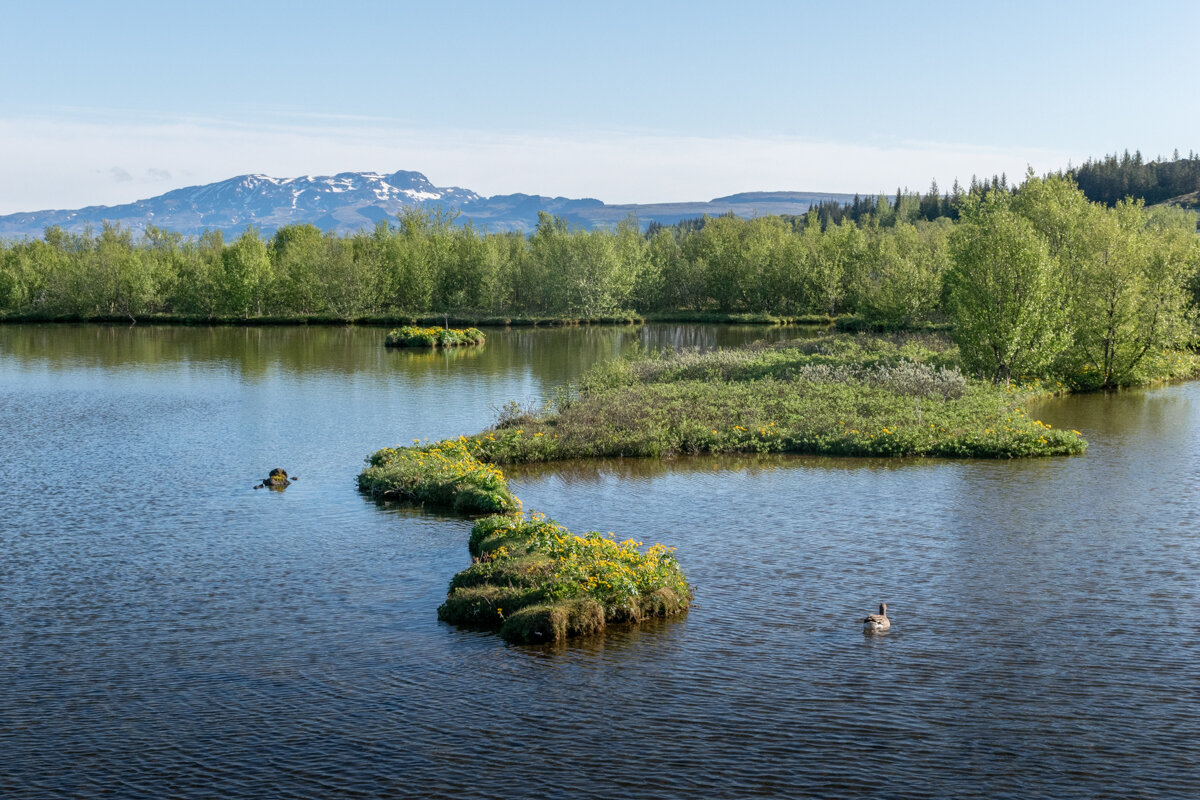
[0,322,816,383]
[505,451,931,485]
[3,323,1200,799]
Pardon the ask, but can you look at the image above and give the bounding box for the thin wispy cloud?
[0,114,1079,215]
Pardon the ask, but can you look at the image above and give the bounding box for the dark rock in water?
[255,468,293,490]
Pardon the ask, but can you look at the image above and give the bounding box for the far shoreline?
[0,310,840,328]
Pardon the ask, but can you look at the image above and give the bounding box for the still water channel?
[2,323,1199,799]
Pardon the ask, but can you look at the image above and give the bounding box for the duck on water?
[863,603,890,634]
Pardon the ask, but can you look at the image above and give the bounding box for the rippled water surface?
[3,323,1200,799]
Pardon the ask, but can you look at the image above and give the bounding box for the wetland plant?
[462,335,1088,462]
[384,326,486,348]
[357,439,516,513]
[439,513,692,643]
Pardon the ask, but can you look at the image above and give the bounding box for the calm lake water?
[2,323,1199,799]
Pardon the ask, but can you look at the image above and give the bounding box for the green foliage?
[383,325,485,347]
[0,209,951,326]
[855,222,951,327]
[438,512,692,643]
[1068,150,1200,208]
[460,335,1087,462]
[357,438,516,513]
[1061,202,1196,388]
[945,172,1200,389]
[946,192,1071,383]
[220,227,271,317]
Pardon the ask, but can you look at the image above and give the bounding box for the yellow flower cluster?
[363,438,514,512]
[404,325,451,337]
[376,439,505,485]
[509,518,686,604]
[384,326,486,348]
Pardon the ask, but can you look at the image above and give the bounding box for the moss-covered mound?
[357,439,517,514]
[384,326,485,348]
[439,513,692,643]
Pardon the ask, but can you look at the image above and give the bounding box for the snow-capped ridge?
[0,170,854,237]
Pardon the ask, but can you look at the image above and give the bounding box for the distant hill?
[0,171,858,239]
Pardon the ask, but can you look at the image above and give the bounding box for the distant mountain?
[0,170,858,238]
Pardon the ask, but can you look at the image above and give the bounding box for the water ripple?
[3,325,1200,798]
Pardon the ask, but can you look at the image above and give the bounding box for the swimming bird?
[862,603,890,633]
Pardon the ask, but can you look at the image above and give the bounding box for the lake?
[2,323,1199,799]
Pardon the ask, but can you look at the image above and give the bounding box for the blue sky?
[2,0,1197,213]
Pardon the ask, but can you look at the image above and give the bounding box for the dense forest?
[1068,150,1200,207]
[789,152,1200,229]
[1,166,1198,388]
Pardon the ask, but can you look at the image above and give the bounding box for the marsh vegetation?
[438,513,691,643]
[445,334,1087,462]
[383,325,485,347]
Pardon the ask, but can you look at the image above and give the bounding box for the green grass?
[465,334,1088,461]
[384,325,486,347]
[438,513,692,643]
[357,439,517,513]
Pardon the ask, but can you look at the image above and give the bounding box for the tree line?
[1067,150,1200,207]
[0,204,955,323]
[1,171,1197,389]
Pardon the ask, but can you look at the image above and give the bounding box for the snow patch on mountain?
[0,170,855,238]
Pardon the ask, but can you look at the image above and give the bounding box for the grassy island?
[439,512,691,643]
[359,335,1090,520]
[464,334,1088,461]
[357,439,517,514]
[384,325,486,347]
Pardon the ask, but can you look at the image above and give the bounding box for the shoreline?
[0,310,838,328]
